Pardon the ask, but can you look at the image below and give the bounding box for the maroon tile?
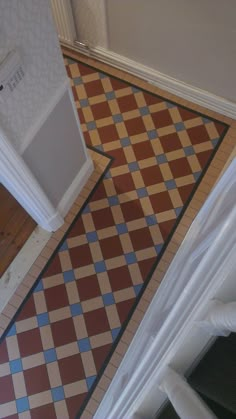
[160,132,182,153]
[129,227,154,251]
[197,149,213,168]
[90,182,108,202]
[66,65,72,79]
[92,207,115,230]
[125,117,146,136]
[17,328,43,358]
[149,191,173,213]
[68,217,86,238]
[178,107,198,121]
[117,94,138,113]
[71,85,78,101]
[78,108,86,124]
[158,219,176,241]
[92,343,112,372]
[121,199,144,222]
[44,284,69,312]
[91,101,111,120]
[143,91,163,106]
[187,125,210,145]
[114,172,135,193]
[84,308,110,336]
[178,183,195,203]
[169,157,192,178]
[30,403,57,419]
[98,124,119,144]
[108,266,133,292]
[215,122,226,137]
[69,244,93,268]
[110,78,127,91]
[0,339,9,364]
[100,236,123,259]
[17,297,36,322]
[58,353,85,385]
[108,148,127,168]
[116,298,136,324]
[76,275,101,301]
[83,130,92,147]
[151,109,173,129]
[51,318,77,347]
[140,165,163,186]
[66,393,87,418]
[84,79,104,97]
[4,415,18,419]
[24,364,50,396]
[0,375,15,404]
[43,254,62,278]
[138,257,156,279]
[79,63,96,76]
[132,140,154,161]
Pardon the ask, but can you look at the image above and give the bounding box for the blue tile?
[140,106,149,116]
[51,386,65,402]
[10,358,23,374]
[104,170,111,179]
[34,280,43,292]
[44,348,57,364]
[134,284,143,296]
[95,261,106,273]
[113,114,123,123]
[99,72,107,79]
[116,223,128,234]
[86,375,97,390]
[125,252,137,264]
[73,77,83,85]
[155,244,164,254]
[80,98,89,107]
[137,187,148,198]
[156,154,167,164]
[175,122,185,131]
[67,58,75,65]
[63,270,75,283]
[70,303,83,317]
[111,327,121,341]
[184,146,195,156]
[86,231,98,243]
[120,137,131,147]
[131,86,140,94]
[211,138,219,147]
[202,117,211,124]
[6,323,16,337]
[37,312,50,327]
[102,293,115,306]
[78,337,91,352]
[166,102,176,109]
[193,171,201,181]
[145,215,157,226]
[175,207,183,217]
[147,130,158,140]
[165,179,176,190]
[58,241,68,251]
[95,144,104,152]
[106,91,115,100]
[83,204,91,213]
[16,397,29,413]
[128,162,139,172]
[108,196,119,206]
[87,121,96,130]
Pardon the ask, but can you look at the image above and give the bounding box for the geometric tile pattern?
[0,57,228,418]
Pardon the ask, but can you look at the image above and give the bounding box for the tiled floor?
[0,49,235,419]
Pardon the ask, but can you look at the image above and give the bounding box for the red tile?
[151,109,173,129]
[0,339,9,364]
[66,393,87,418]
[84,79,104,97]
[24,364,50,396]
[71,85,78,101]
[160,132,182,153]
[90,182,108,202]
[178,183,195,203]
[91,101,111,119]
[138,257,156,279]
[117,94,138,113]
[58,353,85,385]
[108,266,133,292]
[214,122,226,137]
[17,297,36,322]
[197,149,213,168]
[110,78,127,91]
[108,148,127,168]
[149,191,173,213]
[83,131,92,147]
[92,207,115,230]
[100,236,123,259]
[158,219,176,241]
[69,244,93,268]
[121,199,144,222]
[114,172,135,193]
[4,415,18,419]
[129,227,154,251]
[143,91,163,106]
[84,308,110,336]
[178,107,199,121]
[78,108,86,124]
[77,275,101,301]
[68,217,86,238]
[169,157,192,178]
[43,254,62,278]
[125,117,146,136]
[92,343,112,372]
[30,403,57,419]
[51,318,77,347]
[17,328,43,358]
[132,140,154,161]
[44,284,69,312]
[187,125,210,145]
[98,124,119,144]
[79,63,96,76]
[140,165,163,186]
[0,375,15,404]
[116,298,136,324]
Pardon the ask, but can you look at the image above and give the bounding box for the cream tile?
[90,331,113,349]
[6,335,20,360]
[16,317,37,334]
[40,325,54,350]
[114,287,135,303]
[81,351,97,377]
[81,296,104,313]
[22,352,45,370]
[12,372,27,399]
[106,305,121,329]
[47,361,62,387]
[73,315,88,340]
[56,342,79,360]
[29,390,52,409]
[49,307,71,323]
[0,362,10,377]
[54,400,69,419]
[64,380,88,398]
[66,281,80,305]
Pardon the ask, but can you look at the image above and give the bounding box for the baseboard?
[70,42,236,120]
[57,156,94,217]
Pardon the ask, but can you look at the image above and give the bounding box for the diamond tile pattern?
[0,57,227,418]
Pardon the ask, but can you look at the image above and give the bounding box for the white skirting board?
[71,42,236,120]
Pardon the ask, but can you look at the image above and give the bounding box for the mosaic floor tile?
[0,57,229,418]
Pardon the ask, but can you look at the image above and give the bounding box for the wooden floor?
[0,184,36,277]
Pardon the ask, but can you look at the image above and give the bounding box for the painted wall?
[106,0,236,102]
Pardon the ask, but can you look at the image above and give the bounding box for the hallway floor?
[0,49,235,419]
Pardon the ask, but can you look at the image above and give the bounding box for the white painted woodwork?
[50,0,76,45]
[199,300,236,336]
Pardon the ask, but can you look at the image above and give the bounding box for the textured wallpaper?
[0,0,67,152]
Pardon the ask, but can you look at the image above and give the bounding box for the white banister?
[198,300,236,336]
[159,367,217,419]
[50,0,76,45]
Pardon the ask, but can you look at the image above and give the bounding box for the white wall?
[106,0,236,102]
